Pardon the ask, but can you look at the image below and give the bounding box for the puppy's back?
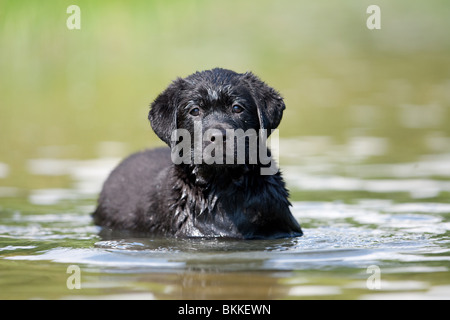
[93,148,171,230]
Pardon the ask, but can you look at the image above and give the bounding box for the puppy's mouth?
[170,127,272,167]
[201,144,228,166]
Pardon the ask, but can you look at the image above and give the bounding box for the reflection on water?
[1,195,450,299]
[1,133,450,299]
[26,157,121,205]
[279,136,450,200]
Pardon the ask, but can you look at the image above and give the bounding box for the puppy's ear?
[148,78,186,145]
[242,72,286,132]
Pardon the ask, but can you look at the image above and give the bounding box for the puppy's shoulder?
[120,147,170,169]
[102,147,171,188]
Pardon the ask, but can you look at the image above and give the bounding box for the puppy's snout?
[204,121,233,143]
[208,129,226,142]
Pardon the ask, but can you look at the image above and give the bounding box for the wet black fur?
[93,68,302,239]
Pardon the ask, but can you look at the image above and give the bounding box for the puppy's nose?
[208,129,226,142]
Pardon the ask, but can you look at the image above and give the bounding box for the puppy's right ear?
[148,78,186,146]
[242,72,286,134]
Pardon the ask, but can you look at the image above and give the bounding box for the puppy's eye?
[189,107,200,116]
[232,104,244,114]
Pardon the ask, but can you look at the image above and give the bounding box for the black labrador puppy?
[93,68,302,239]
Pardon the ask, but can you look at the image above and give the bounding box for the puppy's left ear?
[148,78,186,146]
[242,72,286,132]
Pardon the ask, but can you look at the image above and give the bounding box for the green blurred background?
[1,0,450,190]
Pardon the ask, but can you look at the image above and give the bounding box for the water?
[1,140,450,299]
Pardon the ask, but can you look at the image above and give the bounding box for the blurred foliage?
[0,0,450,189]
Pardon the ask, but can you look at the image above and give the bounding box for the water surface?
[1,146,449,299]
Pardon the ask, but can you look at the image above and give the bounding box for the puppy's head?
[148,68,285,165]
